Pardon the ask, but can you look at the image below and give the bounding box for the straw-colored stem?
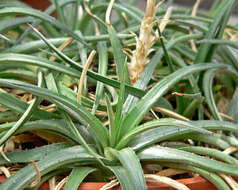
[49,37,73,61]
[105,0,115,26]
[145,174,190,190]
[189,0,200,52]
[29,160,41,188]
[77,50,97,104]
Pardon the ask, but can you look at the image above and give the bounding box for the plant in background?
[0,0,238,190]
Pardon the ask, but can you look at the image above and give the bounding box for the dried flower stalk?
[0,145,10,162]
[0,166,11,178]
[145,174,190,190]
[77,50,96,104]
[159,7,173,32]
[156,168,187,177]
[219,174,238,189]
[153,106,190,121]
[105,0,115,26]
[99,179,119,190]
[29,160,41,187]
[223,146,238,155]
[189,0,200,52]
[128,0,156,84]
[49,37,73,61]
[53,176,69,190]
[128,0,172,84]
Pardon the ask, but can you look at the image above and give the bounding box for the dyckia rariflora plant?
[0,0,238,190]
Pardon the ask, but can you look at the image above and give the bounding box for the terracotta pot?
[20,0,57,17]
[76,176,218,190]
[0,176,6,184]
[21,0,51,11]
[1,175,238,189]
[0,175,220,190]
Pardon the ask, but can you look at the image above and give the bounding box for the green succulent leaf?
[92,41,108,114]
[116,118,212,150]
[0,146,98,190]
[0,88,59,120]
[0,7,91,48]
[0,143,71,165]
[160,163,230,190]
[129,120,238,151]
[195,0,238,63]
[64,167,97,190]
[108,147,147,190]
[203,69,223,120]
[176,146,238,165]
[0,79,109,148]
[122,63,228,136]
[108,166,135,190]
[139,146,238,176]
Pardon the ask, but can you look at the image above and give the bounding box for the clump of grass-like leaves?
[0,0,238,189]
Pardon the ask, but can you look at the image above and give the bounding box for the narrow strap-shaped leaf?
[15,0,77,43]
[0,17,35,33]
[0,69,36,83]
[105,94,115,147]
[158,26,184,114]
[129,120,238,151]
[0,146,98,190]
[78,3,142,31]
[116,118,211,149]
[0,111,19,123]
[64,167,96,190]
[92,41,108,114]
[0,143,71,165]
[0,79,109,148]
[114,62,127,146]
[108,148,147,190]
[32,168,71,190]
[76,31,88,95]
[219,46,238,71]
[0,86,58,120]
[0,7,91,49]
[157,27,175,73]
[139,146,238,176]
[226,87,238,123]
[108,166,134,190]
[0,98,38,146]
[2,37,145,100]
[209,0,230,18]
[63,114,104,165]
[71,0,79,30]
[44,72,58,92]
[0,71,42,146]
[107,25,130,84]
[44,71,90,141]
[6,34,134,53]
[160,162,230,190]
[203,69,222,120]
[0,119,77,143]
[122,63,228,136]
[197,39,238,50]
[81,1,107,31]
[183,133,230,150]
[0,0,27,8]
[0,53,171,102]
[176,146,238,165]
[195,0,237,63]
[53,0,66,25]
[45,71,85,131]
